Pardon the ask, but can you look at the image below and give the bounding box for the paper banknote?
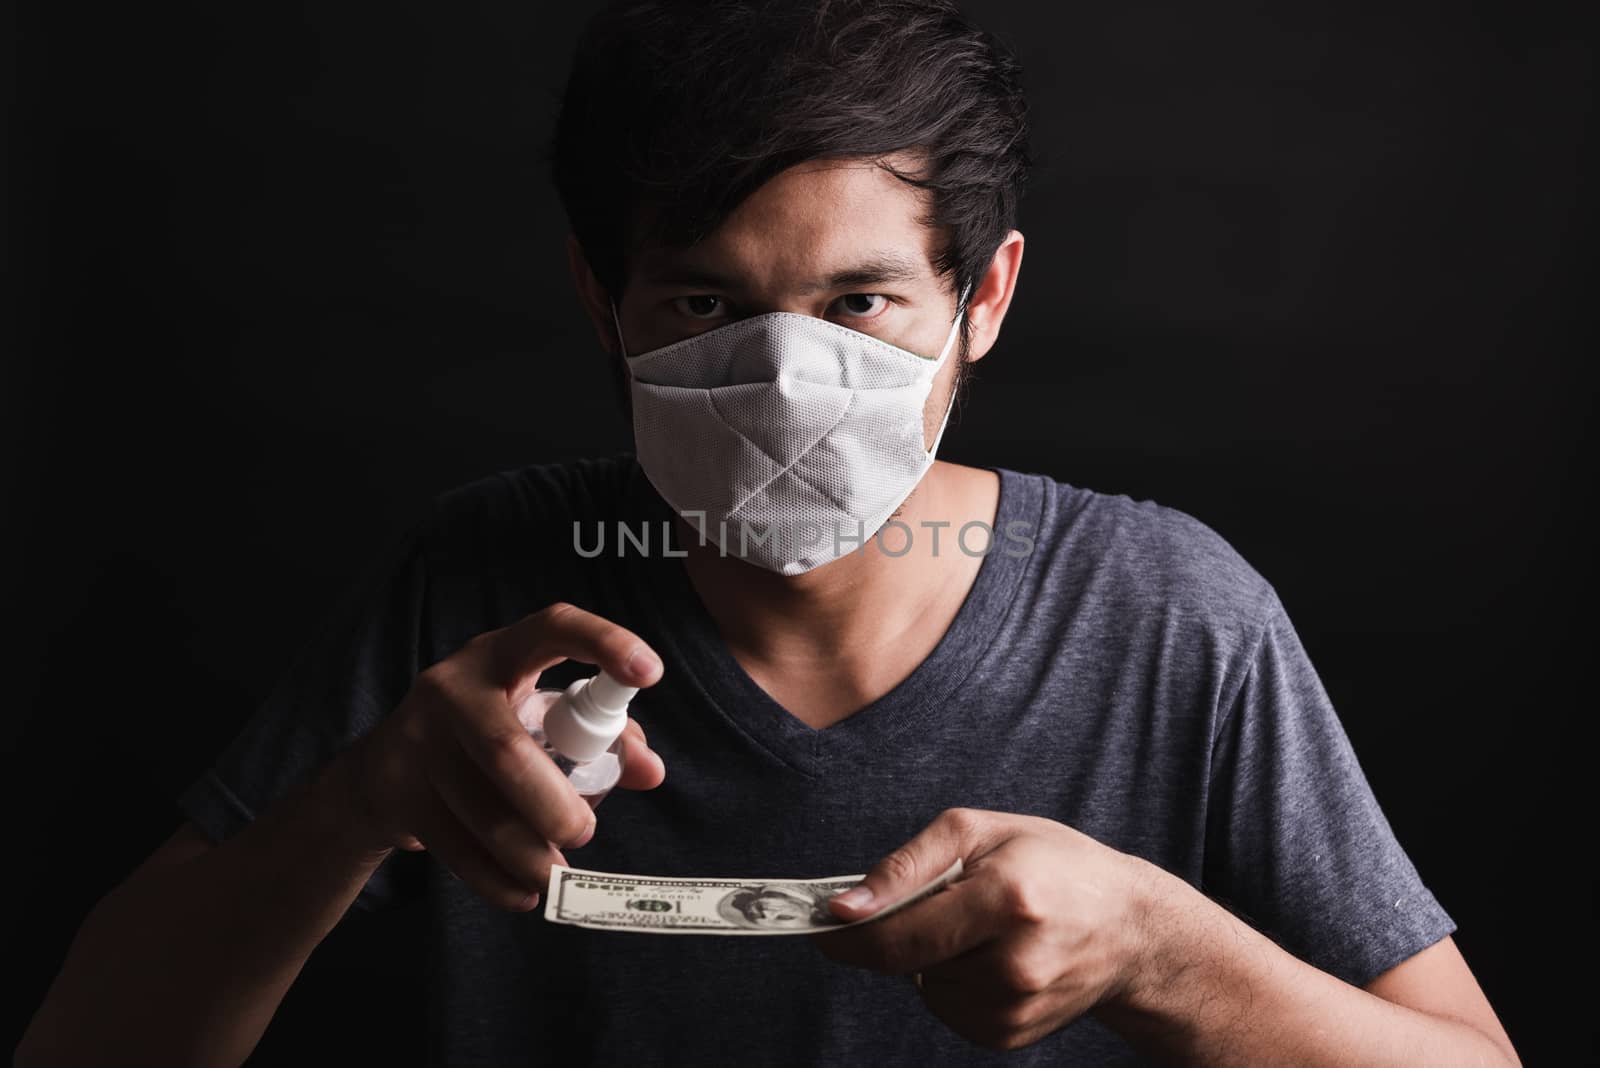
[544,858,965,935]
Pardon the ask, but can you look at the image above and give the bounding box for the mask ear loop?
[925,285,973,458]
[609,300,629,360]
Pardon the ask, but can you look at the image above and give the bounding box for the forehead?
[633,154,942,293]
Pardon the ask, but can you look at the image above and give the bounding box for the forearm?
[17,758,392,1068]
[1093,861,1518,1067]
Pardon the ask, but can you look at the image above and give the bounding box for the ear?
[961,230,1025,364]
[567,233,622,355]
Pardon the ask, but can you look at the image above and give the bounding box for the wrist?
[305,748,398,863]
[1101,856,1203,1021]
[1095,857,1267,1058]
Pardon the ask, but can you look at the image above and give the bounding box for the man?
[721,886,841,931]
[19,1,1520,1065]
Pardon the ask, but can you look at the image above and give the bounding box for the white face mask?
[612,288,970,575]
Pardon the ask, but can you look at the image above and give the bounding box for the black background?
[4,0,1590,1062]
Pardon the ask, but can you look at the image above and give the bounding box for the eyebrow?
[641,252,926,293]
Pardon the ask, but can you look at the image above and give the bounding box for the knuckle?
[476,814,522,854]
[962,1010,1031,1053]
[536,601,579,626]
[413,662,471,714]
[998,873,1046,925]
[999,999,1037,1033]
[482,731,535,784]
[992,1031,1032,1053]
[995,1005,1039,1050]
[997,953,1052,996]
[941,806,985,837]
[878,848,920,886]
[597,623,637,653]
[412,664,451,701]
[548,804,594,848]
[503,853,547,891]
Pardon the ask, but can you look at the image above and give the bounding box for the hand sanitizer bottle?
[518,671,638,809]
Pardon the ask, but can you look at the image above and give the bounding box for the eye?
[671,295,728,320]
[832,293,888,319]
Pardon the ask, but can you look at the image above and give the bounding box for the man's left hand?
[809,807,1156,1053]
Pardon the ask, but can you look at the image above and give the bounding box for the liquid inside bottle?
[519,688,624,809]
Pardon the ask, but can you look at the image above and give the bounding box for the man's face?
[743,892,816,928]
[613,151,965,451]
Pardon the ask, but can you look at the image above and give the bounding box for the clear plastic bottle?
[517,671,638,809]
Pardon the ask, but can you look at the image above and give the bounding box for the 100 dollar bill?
[544,858,964,935]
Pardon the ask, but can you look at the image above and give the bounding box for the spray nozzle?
[540,670,639,764]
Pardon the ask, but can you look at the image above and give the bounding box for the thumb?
[827,808,997,919]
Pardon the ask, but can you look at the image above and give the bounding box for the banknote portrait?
[716,884,851,930]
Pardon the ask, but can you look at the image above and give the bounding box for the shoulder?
[400,453,646,652]
[1000,467,1281,651]
[422,452,642,544]
[401,452,648,586]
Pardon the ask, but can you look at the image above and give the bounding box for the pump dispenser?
[520,671,638,808]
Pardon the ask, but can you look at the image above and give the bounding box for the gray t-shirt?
[179,454,1455,1065]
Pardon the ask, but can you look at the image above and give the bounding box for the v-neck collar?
[621,458,1043,779]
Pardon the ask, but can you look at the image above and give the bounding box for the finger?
[616,718,666,791]
[490,602,665,707]
[812,874,1009,975]
[826,808,1008,922]
[425,742,574,890]
[443,696,600,849]
[410,794,545,912]
[622,716,649,750]
[918,966,1051,1054]
[926,932,1066,1003]
[438,674,604,850]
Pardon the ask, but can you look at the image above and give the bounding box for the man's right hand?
[14,601,666,1068]
[330,601,668,911]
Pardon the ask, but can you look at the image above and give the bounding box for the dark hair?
[548,0,1030,310]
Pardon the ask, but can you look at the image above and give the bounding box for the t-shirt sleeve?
[174,508,436,914]
[1202,592,1457,987]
